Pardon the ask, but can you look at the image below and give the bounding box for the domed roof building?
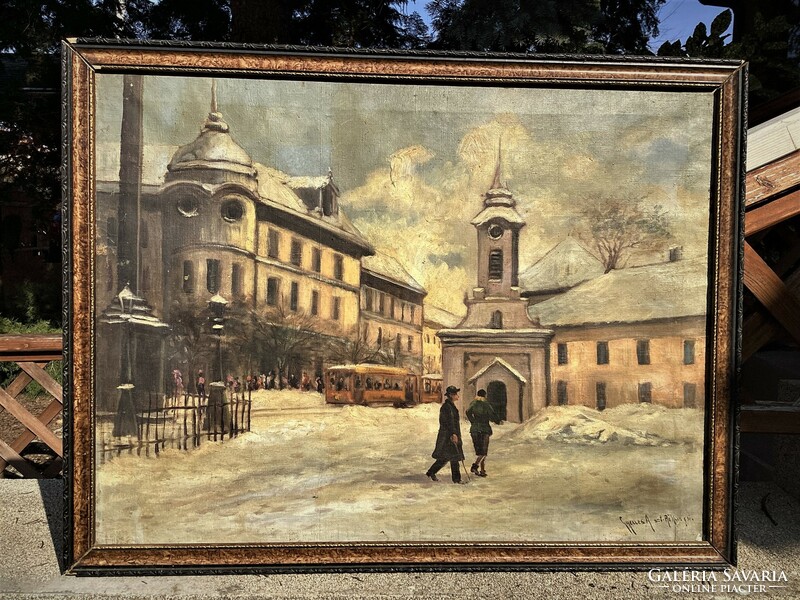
[164,82,257,194]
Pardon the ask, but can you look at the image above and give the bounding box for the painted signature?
[619,513,695,535]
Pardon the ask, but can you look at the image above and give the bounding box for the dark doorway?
[487,380,507,421]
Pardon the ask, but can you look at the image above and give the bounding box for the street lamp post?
[208,293,228,384]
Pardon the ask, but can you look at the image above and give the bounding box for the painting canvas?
[64,41,743,571]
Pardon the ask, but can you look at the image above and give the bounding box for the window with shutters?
[312,247,321,273]
[684,340,696,365]
[488,249,503,280]
[365,288,373,311]
[267,277,280,306]
[557,343,568,365]
[334,254,344,280]
[290,281,299,311]
[206,259,220,293]
[311,290,319,316]
[597,341,609,365]
[268,229,280,259]
[637,339,651,365]
[290,238,303,266]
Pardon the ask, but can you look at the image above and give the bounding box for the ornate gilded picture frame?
[63,39,744,574]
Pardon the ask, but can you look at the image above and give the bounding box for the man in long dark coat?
[426,386,466,484]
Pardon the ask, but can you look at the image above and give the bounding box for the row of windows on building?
[269,229,344,281]
[555,380,699,410]
[365,325,415,353]
[424,333,442,347]
[266,277,341,320]
[555,339,697,366]
[363,287,417,324]
[181,259,342,320]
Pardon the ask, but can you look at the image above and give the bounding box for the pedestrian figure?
[315,375,324,393]
[289,373,298,389]
[426,386,466,484]
[466,389,500,477]
[300,371,310,391]
[266,372,275,389]
[196,370,206,399]
[172,368,184,398]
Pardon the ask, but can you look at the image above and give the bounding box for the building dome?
[167,111,256,178]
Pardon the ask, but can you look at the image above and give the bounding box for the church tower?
[458,146,537,331]
[438,145,554,423]
[472,147,525,298]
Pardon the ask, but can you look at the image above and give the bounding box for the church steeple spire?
[491,137,504,190]
[203,79,229,133]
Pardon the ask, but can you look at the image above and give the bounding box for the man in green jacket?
[466,389,500,477]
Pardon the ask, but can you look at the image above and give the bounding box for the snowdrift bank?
[503,404,703,446]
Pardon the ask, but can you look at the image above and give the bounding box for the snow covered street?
[95,390,704,545]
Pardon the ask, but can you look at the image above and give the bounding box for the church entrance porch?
[487,380,508,422]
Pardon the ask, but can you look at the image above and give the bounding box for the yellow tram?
[421,374,443,403]
[325,364,419,407]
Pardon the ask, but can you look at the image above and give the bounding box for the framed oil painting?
[63,40,745,573]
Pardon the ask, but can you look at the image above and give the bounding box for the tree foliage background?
[1,0,798,327]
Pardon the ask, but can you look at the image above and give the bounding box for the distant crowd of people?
[170,368,324,397]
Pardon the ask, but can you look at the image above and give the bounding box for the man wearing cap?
[425,385,466,484]
[466,389,500,477]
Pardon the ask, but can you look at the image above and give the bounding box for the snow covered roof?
[424,304,461,328]
[255,164,313,212]
[528,257,708,327]
[519,238,605,294]
[167,117,255,178]
[470,206,526,227]
[99,285,170,330]
[286,174,333,190]
[362,252,426,295]
[254,163,372,250]
[468,357,527,384]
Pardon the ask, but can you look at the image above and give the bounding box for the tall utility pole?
[118,74,144,293]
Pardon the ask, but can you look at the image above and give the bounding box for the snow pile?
[600,403,704,445]
[503,405,683,446]
[251,388,326,409]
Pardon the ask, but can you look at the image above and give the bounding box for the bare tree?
[229,301,321,382]
[423,355,439,375]
[167,298,214,393]
[327,328,382,365]
[578,197,671,273]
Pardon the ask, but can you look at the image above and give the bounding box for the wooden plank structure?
[741,95,800,433]
[0,335,63,477]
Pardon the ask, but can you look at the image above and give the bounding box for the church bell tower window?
[488,250,503,281]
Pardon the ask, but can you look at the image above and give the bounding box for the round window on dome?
[177,197,199,217]
[488,224,504,240]
[221,199,244,222]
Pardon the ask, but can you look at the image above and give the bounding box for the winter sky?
[97,74,714,313]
